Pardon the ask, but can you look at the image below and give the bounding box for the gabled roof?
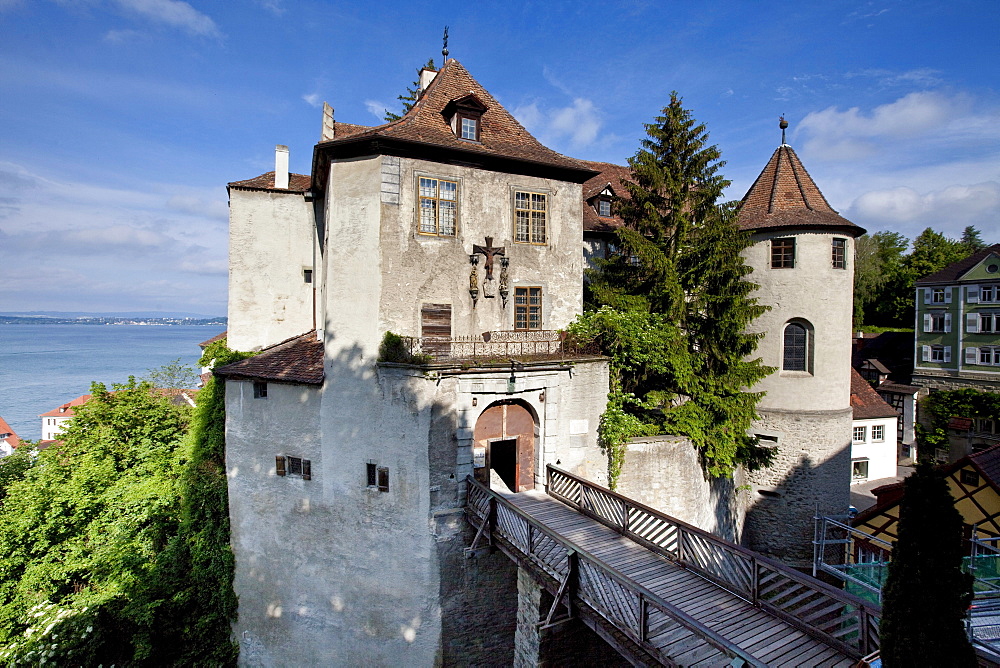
[214,332,324,385]
[915,244,1000,285]
[199,330,227,348]
[737,144,864,236]
[312,59,597,184]
[0,416,20,449]
[39,394,91,418]
[228,171,311,193]
[580,160,631,233]
[851,368,900,420]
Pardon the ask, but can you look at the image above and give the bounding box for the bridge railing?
[466,476,766,667]
[546,465,882,658]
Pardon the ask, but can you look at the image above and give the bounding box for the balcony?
[388,330,602,367]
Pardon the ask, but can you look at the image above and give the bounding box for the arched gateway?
[472,400,537,492]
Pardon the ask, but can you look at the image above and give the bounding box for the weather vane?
[779,115,789,145]
[442,26,449,61]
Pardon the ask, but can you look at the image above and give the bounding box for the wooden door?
[421,303,451,359]
[472,401,535,492]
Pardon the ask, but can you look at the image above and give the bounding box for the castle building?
[735,135,865,564]
[215,59,611,665]
[216,56,867,660]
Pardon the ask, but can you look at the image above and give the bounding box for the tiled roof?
[214,332,324,385]
[199,330,227,348]
[916,244,1000,284]
[316,60,596,180]
[948,416,974,431]
[876,381,920,395]
[39,394,91,418]
[580,160,631,233]
[0,416,20,449]
[737,144,864,235]
[228,172,311,193]
[970,444,1000,489]
[851,368,899,420]
[852,331,915,385]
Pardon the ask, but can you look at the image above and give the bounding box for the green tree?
[0,446,35,505]
[577,93,771,481]
[142,357,200,389]
[880,463,975,667]
[853,231,908,327]
[384,58,436,122]
[960,225,987,254]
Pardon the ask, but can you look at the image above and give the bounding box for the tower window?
[771,238,795,268]
[832,238,846,269]
[782,320,812,373]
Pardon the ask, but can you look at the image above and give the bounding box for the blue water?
[0,324,221,440]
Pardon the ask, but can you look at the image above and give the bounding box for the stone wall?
[742,407,853,566]
[912,370,1000,393]
[616,436,746,543]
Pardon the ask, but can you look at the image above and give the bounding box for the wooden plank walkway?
[504,489,855,667]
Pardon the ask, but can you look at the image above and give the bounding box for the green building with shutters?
[913,244,1000,392]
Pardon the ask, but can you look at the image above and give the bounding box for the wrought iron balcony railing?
[397,330,601,364]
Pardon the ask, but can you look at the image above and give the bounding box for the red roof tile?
[850,369,899,420]
[315,60,596,181]
[916,244,1000,285]
[39,394,91,418]
[0,416,20,449]
[737,144,864,235]
[214,332,324,385]
[228,172,311,193]
[199,330,227,348]
[580,160,631,233]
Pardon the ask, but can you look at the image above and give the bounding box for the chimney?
[418,67,438,95]
[274,145,289,190]
[321,102,335,141]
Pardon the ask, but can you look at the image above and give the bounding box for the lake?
[0,324,222,440]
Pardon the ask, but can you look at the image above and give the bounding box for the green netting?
[842,554,1000,604]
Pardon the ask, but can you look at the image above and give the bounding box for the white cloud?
[365,99,390,121]
[255,0,284,15]
[513,97,603,149]
[302,93,322,108]
[166,195,228,221]
[848,181,1000,230]
[104,28,145,43]
[111,0,221,38]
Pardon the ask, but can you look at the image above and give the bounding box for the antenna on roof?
[779,115,789,146]
[442,26,450,62]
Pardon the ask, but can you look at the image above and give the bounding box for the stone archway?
[472,400,536,492]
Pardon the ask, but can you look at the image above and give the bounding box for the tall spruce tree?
[384,58,436,122]
[580,93,771,479]
[880,463,975,667]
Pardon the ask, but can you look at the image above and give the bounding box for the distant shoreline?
[0,316,226,326]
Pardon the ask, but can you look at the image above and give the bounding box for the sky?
[1,0,998,316]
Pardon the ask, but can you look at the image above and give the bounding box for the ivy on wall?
[917,389,1000,457]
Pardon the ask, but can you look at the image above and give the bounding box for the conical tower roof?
[737,143,864,236]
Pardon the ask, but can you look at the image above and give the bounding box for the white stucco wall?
[743,231,855,412]
[851,416,898,483]
[322,155,584,356]
[228,189,316,351]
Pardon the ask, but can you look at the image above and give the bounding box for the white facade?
[850,416,899,483]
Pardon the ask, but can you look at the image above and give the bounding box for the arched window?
[782,320,812,372]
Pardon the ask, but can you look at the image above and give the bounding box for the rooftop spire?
[442,26,449,62]
[779,115,789,146]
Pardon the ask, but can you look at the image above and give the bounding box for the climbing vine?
[917,389,1000,458]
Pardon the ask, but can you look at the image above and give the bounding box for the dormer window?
[444,94,487,142]
[460,116,478,141]
[598,199,611,217]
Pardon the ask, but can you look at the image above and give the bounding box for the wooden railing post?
[488,496,497,548]
[566,549,578,619]
[639,593,648,642]
[620,498,629,536]
[859,607,870,656]
[751,558,760,605]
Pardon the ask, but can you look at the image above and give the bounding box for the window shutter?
[923,313,932,332]
[967,347,979,364]
[944,346,952,363]
[944,313,952,333]
[302,459,312,481]
[924,288,931,305]
[945,288,952,304]
[968,285,980,303]
[968,313,980,333]
[276,455,286,476]
[421,303,452,359]
[922,345,931,362]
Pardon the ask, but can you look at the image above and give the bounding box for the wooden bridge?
[466,466,881,667]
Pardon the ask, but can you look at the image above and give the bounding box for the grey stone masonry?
[380,155,400,204]
[514,567,543,668]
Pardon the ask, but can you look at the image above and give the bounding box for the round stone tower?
[738,121,865,565]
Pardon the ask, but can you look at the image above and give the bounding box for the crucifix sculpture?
[473,236,505,281]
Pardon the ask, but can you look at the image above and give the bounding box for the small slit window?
[253,381,268,399]
[832,238,846,269]
[303,268,313,283]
